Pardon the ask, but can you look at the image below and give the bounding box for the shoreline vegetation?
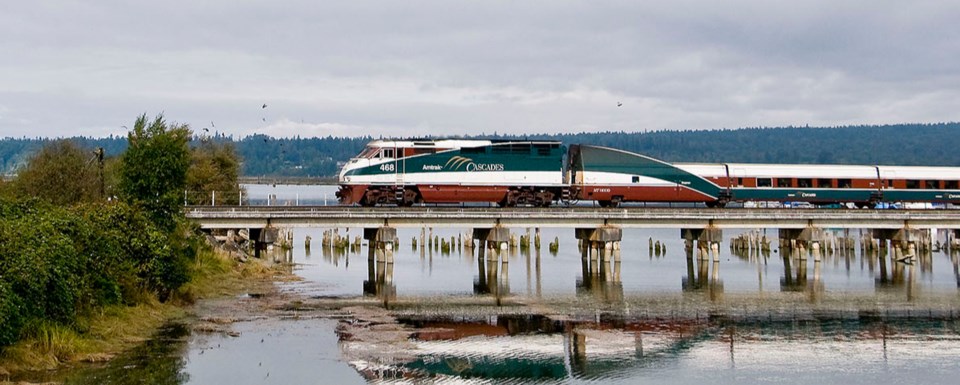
[0,243,294,382]
[0,113,248,382]
[0,244,285,374]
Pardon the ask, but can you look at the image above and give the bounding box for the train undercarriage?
[337,184,563,207]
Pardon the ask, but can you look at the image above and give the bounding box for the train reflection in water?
[370,313,960,383]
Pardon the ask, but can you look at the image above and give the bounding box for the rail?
[184,206,960,230]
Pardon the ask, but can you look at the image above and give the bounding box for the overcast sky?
[2,1,958,139]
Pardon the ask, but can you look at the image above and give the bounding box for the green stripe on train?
[575,145,722,198]
[344,143,565,177]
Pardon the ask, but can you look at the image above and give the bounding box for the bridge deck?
[185,206,960,230]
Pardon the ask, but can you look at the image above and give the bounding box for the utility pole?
[95,147,104,200]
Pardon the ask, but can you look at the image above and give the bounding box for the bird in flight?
[262,103,268,109]
[617,102,622,107]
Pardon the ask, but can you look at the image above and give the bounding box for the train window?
[757,178,772,187]
[737,177,743,187]
[493,143,532,154]
[632,176,640,183]
[886,180,893,188]
[838,179,852,188]
[925,180,939,189]
[381,148,395,158]
[461,147,486,154]
[534,144,553,156]
[797,178,812,188]
[905,180,920,189]
[817,178,832,188]
[946,181,959,189]
[777,178,792,188]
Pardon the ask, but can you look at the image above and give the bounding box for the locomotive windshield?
[356,147,378,159]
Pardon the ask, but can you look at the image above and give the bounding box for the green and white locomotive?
[337,139,566,206]
[338,139,960,208]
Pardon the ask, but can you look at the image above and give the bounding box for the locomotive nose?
[338,159,359,183]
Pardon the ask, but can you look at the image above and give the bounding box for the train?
[336,139,960,208]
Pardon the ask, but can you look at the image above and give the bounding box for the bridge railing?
[184,190,339,207]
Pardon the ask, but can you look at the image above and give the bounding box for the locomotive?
[336,139,960,208]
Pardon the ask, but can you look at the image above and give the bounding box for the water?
[51,320,365,385]
[59,185,960,383]
[241,184,340,206]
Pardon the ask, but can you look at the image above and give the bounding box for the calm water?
[58,185,960,384]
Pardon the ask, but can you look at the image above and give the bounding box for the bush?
[0,281,25,347]
[0,198,196,351]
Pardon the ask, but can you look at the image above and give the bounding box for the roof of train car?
[675,162,960,179]
[364,139,561,148]
[365,139,492,148]
[676,163,880,178]
[877,165,960,179]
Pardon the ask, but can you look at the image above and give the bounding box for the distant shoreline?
[239,176,338,185]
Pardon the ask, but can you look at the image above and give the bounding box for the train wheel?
[360,189,380,207]
[401,188,421,207]
[499,191,519,207]
[705,200,727,208]
[535,190,555,207]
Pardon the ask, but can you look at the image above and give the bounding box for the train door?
[397,144,404,185]
[733,168,746,187]
[566,145,584,200]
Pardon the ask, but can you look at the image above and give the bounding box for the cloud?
[1,1,958,138]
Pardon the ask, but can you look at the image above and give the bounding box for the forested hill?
[1,123,957,177]
[519,123,958,165]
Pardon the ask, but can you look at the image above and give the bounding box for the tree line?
[2,123,958,179]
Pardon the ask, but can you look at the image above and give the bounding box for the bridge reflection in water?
[373,313,960,383]
[262,223,960,384]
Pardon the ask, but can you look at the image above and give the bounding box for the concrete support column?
[473,226,511,254]
[254,227,281,259]
[576,226,622,265]
[778,227,825,256]
[364,227,397,263]
[681,227,722,262]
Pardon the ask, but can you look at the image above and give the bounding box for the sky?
[2,0,958,139]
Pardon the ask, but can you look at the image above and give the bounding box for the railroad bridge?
[187,206,960,303]
[186,206,960,256]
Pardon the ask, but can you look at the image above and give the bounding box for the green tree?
[118,114,191,231]
[12,140,102,205]
[186,139,242,205]
[0,178,12,199]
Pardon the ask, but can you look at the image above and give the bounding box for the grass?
[0,296,182,373]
